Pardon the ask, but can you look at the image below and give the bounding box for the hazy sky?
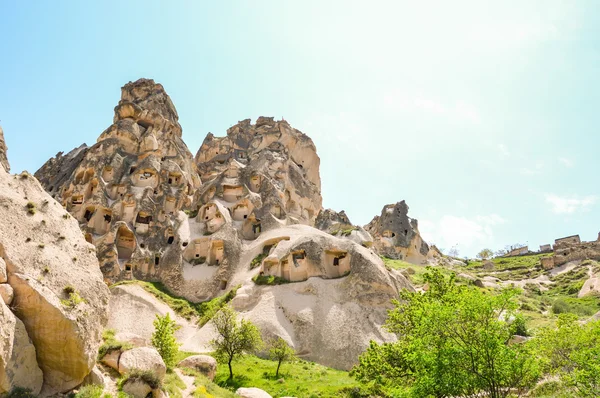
[1,1,599,257]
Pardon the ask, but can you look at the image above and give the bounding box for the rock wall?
[0,136,109,396]
[0,126,9,172]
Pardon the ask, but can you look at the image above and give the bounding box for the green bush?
[3,387,37,398]
[252,275,289,285]
[250,253,267,269]
[119,369,162,391]
[74,385,104,398]
[98,329,133,360]
[151,313,180,369]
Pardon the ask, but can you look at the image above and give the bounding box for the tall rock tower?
[36,79,201,286]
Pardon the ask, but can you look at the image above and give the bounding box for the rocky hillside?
[33,78,426,370]
[0,131,109,396]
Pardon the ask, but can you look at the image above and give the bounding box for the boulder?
[236,387,273,398]
[118,347,166,379]
[0,284,13,305]
[178,355,217,380]
[0,301,43,395]
[122,379,153,398]
[100,350,122,371]
[81,366,105,388]
[0,156,109,395]
[474,279,485,288]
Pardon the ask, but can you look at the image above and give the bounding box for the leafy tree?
[351,268,540,398]
[477,248,494,260]
[535,314,600,397]
[151,313,180,369]
[268,337,296,377]
[210,305,263,379]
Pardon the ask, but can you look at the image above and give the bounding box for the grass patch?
[213,354,360,397]
[111,280,239,326]
[74,385,105,398]
[98,329,133,360]
[181,368,237,398]
[184,208,199,218]
[250,253,267,269]
[119,369,162,391]
[330,227,358,237]
[467,253,551,272]
[163,371,186,398]
[252,274,290,286]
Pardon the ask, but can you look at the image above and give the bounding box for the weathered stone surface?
[122,379,153,398]
[178,355,217,380]
[236,387,273,398]
[0,126,9,172]
[0,301,43,395]
[100,350,121,372]
[114,332,147,348]
[0,257,6,283]
[0,283,14,305]
[81,366,105,388]
[118,347,166,379]
[579,276,600,298]
[364,201,433,263]
[315,209,373,248]
[0,163,109,395]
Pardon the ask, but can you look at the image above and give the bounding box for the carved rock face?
[364,201,431,263]
[35,79,202,294]
[0,126,9,172]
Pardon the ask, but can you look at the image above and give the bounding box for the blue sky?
[1,1,599,257]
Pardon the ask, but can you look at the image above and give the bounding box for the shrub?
[63,285,76,295]
[250,253,267,269]
[119,369,162,390]
[151,313,180,369]
[74,385,104,398]
[98,329,133,360]
[252,274,290,285]
[61,292,85,308]
[26,202,36,215]
[3,387,37,398]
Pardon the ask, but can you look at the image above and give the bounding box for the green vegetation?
[250,252,267,269]
[98,329,133,360]
[111,280,238,326]
[468,253,550,272]
[352,269,540,398]
[211,305,263,380]
[3,387,37,398]
[213,355,360,397]
[119,369,162,390]
[535,313,600,397]
[252,274,290,285]
[268,337,297,378]
[184,208,199,218]
[330,227,358,237]
[26,201,36,215]
[476,248,494,260]
[180,368,237,398]
[61,291,85,308]
[152,313,181,369]
[74,385,105,398]
[163,371,186,398]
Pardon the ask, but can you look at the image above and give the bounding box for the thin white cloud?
[383,93,480,124]
[520,162,544,176]
[498,144,510,157]
[558,157,573,168]
[419,214,506,255]
[545,194,597,214]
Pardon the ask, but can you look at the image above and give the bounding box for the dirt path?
[175,368,196,397]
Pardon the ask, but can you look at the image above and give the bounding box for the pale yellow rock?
[122,379,152,398]
[0,164,109,395]
[0,284,13,305]
[0,258,6,283]
[118,347,166,379]
[0,301,43,395]
[100,350,121,372]
[178,355,217,380]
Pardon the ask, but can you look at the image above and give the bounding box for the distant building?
[507,246,528,257]
[554,235,581,247]
[540,244,552,252]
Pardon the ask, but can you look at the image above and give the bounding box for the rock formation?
[0,132,109,396]
[364,201,432,263]
[35,79,203,295]
[35,78,417,370]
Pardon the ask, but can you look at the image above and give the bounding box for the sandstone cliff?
[0,133,109,395]
[0,126,9,172]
